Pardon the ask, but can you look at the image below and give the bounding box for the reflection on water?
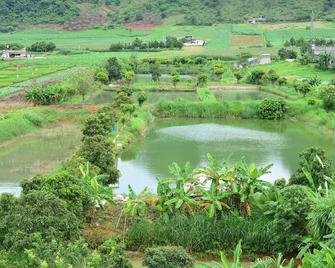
[116,119,335,194]
[0,123,81,195]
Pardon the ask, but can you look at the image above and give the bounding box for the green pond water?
[116,119,335,194]
[0,123,81,195]
[0,119,334,196]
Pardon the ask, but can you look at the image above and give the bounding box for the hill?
[1,0,335,32]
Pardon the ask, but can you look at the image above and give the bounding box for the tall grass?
[155,99,260,119]
[125,214,275,254]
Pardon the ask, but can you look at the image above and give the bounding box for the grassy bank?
[154,98,335,135]
[113,108,154,152]
[0,108,87,143]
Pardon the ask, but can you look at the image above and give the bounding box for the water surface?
[0,123,81,195]
[116,119,335,194]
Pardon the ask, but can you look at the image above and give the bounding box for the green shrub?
[289,147,333,188]
[94,70,109,85]
[29,41,56,52]
[257,99,288,120]
[82,108,118,137]
[25,85,68,105]
[143,246,194,268]
[320,85,335,111]
[273,185,314,253]
[137,91,147,107]
[95,239,133,268]
[78,135,119,185]
[2,191,81,252]
[21,172,92,220]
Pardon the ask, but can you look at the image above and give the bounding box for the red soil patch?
[123,20,163,30]
[231,35,264,47]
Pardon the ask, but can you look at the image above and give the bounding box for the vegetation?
[143,247,193,268]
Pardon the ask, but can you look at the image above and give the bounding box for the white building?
[247,54,271,66]
[183,36,206,46]
[1,49,30,59]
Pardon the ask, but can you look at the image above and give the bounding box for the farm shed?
[311,44,335,57]
[183,36,206,46]
[1,49,30,59]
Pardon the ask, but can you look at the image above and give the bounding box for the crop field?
[1,21,334,52]
[0,61,71,89]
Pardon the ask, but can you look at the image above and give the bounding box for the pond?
[0,123,81,195]
[115,119,335,194]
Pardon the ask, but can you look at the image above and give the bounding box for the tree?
[78,135,119,185]
[3,191,81,252]
[278,48,297,60]
[150,64,161,82]
[171,71,181,88]
[106,57,122,81]
[123,70,135,85]
[82,108,118,137]
[248,70,266,84]
[272,185,313,253]
[71,68,95,101]
[137,91,147,106]
[318,52,333,70]
[257,99,288,120]
[233,71,244,84]
[94,69,109,85]
[29,41,56,52]
[277,77,287,87]
[211,60,225,80]
[21,172,92,220]
[267,69,279,86]
[294,81,311,97]
[197,72,208,87]
[320,85,335,111]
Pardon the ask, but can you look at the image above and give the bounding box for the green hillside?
[1,0,335,32]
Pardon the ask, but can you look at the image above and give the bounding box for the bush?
[78,135,119,185]
[320,85,335,111]
[29,41,56,52]
[137,91,147,107]
[94,239,133,268]
[278,48,297,60]
[257,99,288,120]
[248,70,266,85]
[143,247,194,268]
[289,147,333,188]
[2,191,81,252]
[21,172,92,220]
[273,185,313,253]
[82,108,118,137]
[25,85,69,105]
[94,70,109,85]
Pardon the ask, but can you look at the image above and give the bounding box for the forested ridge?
[1,0,335,32]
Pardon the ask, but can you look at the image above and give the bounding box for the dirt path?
[209,85,260,91]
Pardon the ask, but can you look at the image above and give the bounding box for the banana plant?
[197,241,243,268]
[123,185,155,218]
[199,183,231,218]
[195,154,236,195]
[80,163,114,206]
[231,160,272,216]
[159,162,199,215]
